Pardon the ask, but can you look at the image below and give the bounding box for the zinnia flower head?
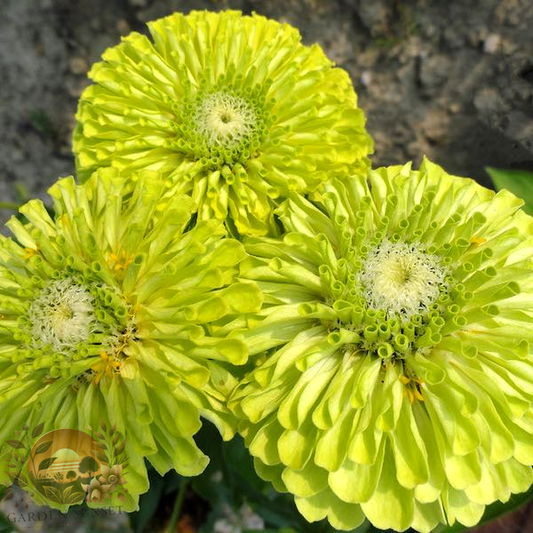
[229,158,533,532]
[0,168,262,510]
[73,10,373,236]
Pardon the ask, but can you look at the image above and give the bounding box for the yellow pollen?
[401,374,424,403]
[24,248,38,259]
[470,236,487,246]
[414,389,424,402]
[107,250,134,272]
[91,351,122,385]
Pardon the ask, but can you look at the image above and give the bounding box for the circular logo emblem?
[2,420,128,508]
[28,429,100,506]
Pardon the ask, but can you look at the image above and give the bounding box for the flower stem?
[167,478,188,533]
[0,201,22,211]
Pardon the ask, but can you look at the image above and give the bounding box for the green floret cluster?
[1,8,533,533]
[74,10,372,236]
[0,168,262,509]
[228,160,533,531]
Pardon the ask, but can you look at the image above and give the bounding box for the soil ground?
[1,0,532,226]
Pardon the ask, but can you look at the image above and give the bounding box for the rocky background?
[0,0,533,531]
[1,0,533,224]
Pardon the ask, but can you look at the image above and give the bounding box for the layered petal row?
[73,10,373,236]
[228,159,533,531]
[0,168,262,510]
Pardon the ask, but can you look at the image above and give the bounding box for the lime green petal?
[185,385,238,441]
[0,168,256,511]
[390,401,429,488]
[115,439,150,511]
[360,443,414,531]
[508,419,533,464]
[424,383,481,457]
[74,10,372,236]
[327,496,365,531]
[150,424,209,477]
[294,489,332,523]
[501,457,533,494]
[240,381,293,423]
[443,486,485,527]
[412,404,446,503]
[295,488,365,530]
[230,158,533,531]
[253,457,287,493]
[278,419,317,470]
[464,460,510,505]
[314,408,354,471]
[329,442,385,504]
[281,460,329,498]
[278,354,339,430]
[247,415,284,465]
[411,500,446,533]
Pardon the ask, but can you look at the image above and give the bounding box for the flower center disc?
[28,279,95,352]
[194,91,257,148]
[360,240,446,318]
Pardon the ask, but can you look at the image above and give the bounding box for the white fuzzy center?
[194,92,256,147]
[28,279,95,351]
[359,240,445,318]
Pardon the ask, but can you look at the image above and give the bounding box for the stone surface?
[1,0,532,232]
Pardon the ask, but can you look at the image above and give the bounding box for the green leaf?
[38,456,57,471]
[31,422,45,439]
[43,485,62,503]
[115,438,126,456]
[96,452,108,463]
[486,167,533,215]
[35,440,52,455]
[0,487,12,503]
[66,491,85,504]
[62,485,74,501]
[5,440,25,450]
[5,472,17,484]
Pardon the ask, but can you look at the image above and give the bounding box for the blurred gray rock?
[1,0,532,231]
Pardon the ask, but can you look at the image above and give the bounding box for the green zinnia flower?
[0,168,262,510]
[73,10,373,236]
[228,158,533,532]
